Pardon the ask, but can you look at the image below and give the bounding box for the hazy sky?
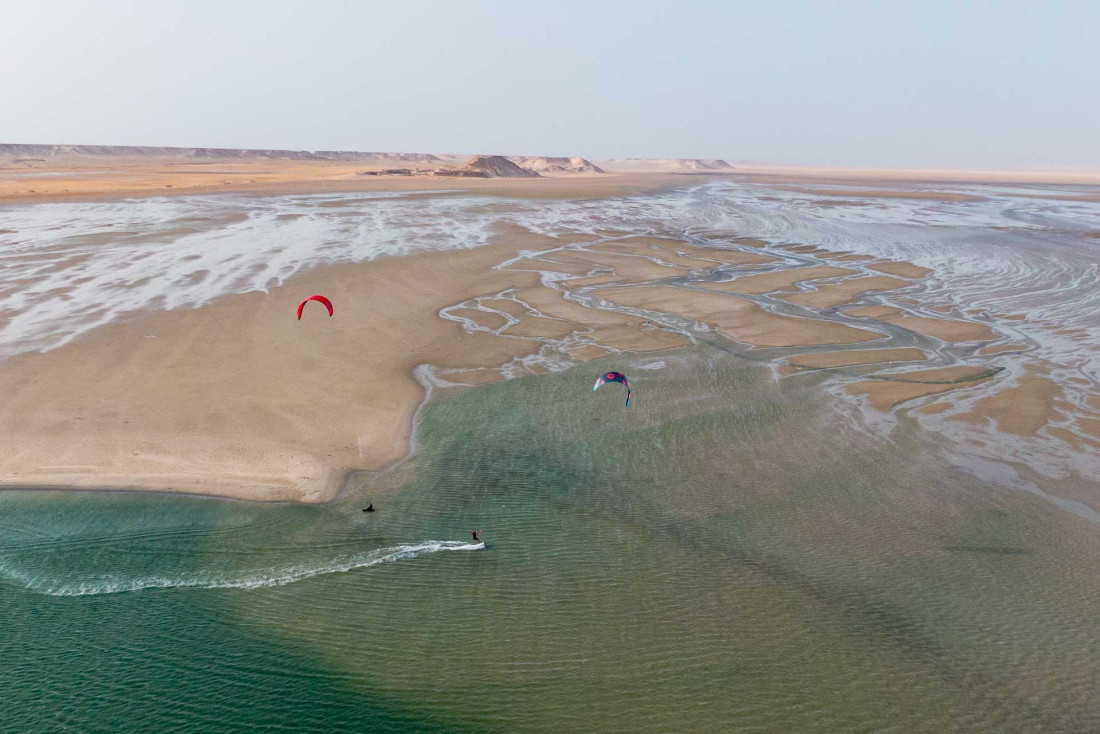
[2,0,1097,168]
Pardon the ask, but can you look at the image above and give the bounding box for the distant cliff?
[436,155,540,178]
[0,144,444,163]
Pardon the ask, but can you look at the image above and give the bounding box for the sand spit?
[0,239,538,500]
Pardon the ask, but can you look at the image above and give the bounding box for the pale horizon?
[4,1,1099,169]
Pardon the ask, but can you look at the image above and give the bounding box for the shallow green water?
[3,348,1100,732]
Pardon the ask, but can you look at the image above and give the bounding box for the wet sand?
[0,217,898,499]
[786,348,928,369]
[2,171,1097,507]
[953,368,1064,436]
[707,265,858,295]
[780,274,913,309]
[0,223,700,500]
[593,285,882,347]
[847,365,1000,410]
[867,262,934,279]
[845,305,999,342]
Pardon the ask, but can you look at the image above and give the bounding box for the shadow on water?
[0,585,487,733]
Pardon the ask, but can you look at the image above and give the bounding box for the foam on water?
[0,191,498,357]
[673,182,1100,378]
[5,182,1097,369]
[2,539,483,596]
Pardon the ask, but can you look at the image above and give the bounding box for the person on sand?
[471,529,482,543]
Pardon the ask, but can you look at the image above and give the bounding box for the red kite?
[297,295,334,320]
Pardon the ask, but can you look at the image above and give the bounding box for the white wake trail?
[3,540,484,597]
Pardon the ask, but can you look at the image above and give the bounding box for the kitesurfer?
[471,529,481,543]
[362,503,374,513]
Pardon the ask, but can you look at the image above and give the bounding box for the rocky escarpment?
[435,155,540,178]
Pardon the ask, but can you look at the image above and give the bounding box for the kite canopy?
[297,295,334,320]
[593,370,633,407]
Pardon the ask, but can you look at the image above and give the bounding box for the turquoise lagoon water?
[3,349,1100,733]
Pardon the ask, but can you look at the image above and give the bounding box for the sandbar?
[780,275,913,309]
[847,365,998,410]
[593,285,881,347]
[867,262,934,278]
[786,348,927,369]
[706,266,858,295]
[953,369,1063,436]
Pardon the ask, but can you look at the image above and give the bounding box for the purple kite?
[593,371,632,407]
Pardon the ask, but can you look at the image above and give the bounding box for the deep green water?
[3,348,1100,732]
